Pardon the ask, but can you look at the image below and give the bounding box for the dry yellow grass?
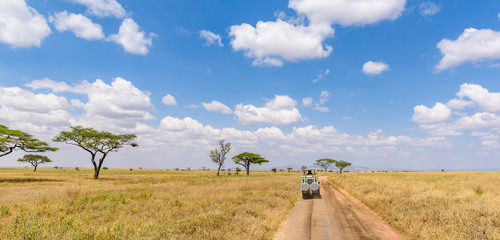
[0,168,300,239]
[328,172,500,240]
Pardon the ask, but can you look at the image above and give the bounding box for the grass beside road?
[0,168,300,239]
[328,172,500,240]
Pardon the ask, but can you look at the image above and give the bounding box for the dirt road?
[274,176,405,240]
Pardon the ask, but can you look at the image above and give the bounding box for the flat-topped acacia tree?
[232,152,269,176]
[314,158,337,172]
[53,126,138,179]
[17,154,52,171]
[0,124,58,158]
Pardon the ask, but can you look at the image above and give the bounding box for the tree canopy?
[210,139,231,176]
[0,124,58,158]
[335,160,352,174]
[232,152,268,175]
[17,154,52,171]
[314,158,337,172]
[53,126,138,179]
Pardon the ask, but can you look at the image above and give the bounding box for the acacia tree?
[271,168,277,173]
[0,124,58,158]
[53,126,138,179]
[287,167,293,172]
[17,154,52,171]
[210,139,231,176]
[232,152,269,175]
[314,158,337,172]
[336,160,352,174]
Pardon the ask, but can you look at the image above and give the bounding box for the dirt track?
[274,176,405,240]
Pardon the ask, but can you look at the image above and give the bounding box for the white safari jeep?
[301,169,320,198]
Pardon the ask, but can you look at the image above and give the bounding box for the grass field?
[0,168,300,240]
[329,172,500,240]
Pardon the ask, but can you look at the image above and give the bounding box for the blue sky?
[1,0,500,170]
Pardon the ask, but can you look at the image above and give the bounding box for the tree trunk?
[94,169,100,179]
[339,168,343,174]
[246,162,250,175]
[33,165,37,172]
[217,165,222,176]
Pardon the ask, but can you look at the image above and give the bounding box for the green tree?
[335,160,352,174]
[17,154,52,171]
[271,168,277,173]
[1,124,58,158]
[53,126,138,179]
[287,167,293,172]
[301,165,308,171]
[314,158,337,172]
[235,167,241,175]
[232,152,269,176]
[210,139,231,176]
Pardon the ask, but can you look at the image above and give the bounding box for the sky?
[1,0,500,171]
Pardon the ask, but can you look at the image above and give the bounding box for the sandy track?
[274,176,405,240]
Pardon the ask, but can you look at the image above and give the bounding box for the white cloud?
[314,104,329,112]
[413,102,451,125]
[0,85,72,133]
[312,69,330,83]
[198,30,223,47]
[234,95,302,126]
[25,78,71,93]
[302,97,313,106]
[418,2,441,16]
[229,19,334,66]
[498,13,500,20]
[436,28,500,70]
[161,94,177,106]
[446,98,474,110]
[362,61,390,75]
[70,0,125,18]
[319,90,330,104]
[0,0,51,48]
[202,100,232,114]
[288,0,406,26]
[26,77,155,129]
[456,83,500,113]
[160,116,188,131]
[108,18,155,55]
[50,11,104,40]
[186,104,200,109]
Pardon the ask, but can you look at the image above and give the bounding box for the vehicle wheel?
[302,193,307,199]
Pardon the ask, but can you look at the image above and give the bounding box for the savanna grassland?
[329,172,500,240]
[0,168,300,240]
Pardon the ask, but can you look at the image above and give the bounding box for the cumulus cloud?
[26,77,155,129]
[234,95,302,126]
[198,30,223,47]
[414,83,500,137]
[413,102,451,125]
[456,83,500,112]
[202,100,232,114]
[70,0,126,18]
[362,61,390,75]
[418,2,441,16]
[50,11,104,40]
[229,20,334,66]
[312,69,330,83]
[0,0,51,48]
[319,90,330,104]
[288,0,406,26]
[25,78,71,93]
[161,94,177,106]
[0,85,72,133]
[108,18,155,55]
[302,97,313,106]
[436,28,500,71]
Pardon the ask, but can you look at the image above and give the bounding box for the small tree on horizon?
[210,139,231,176]
[53,126,138,179]
[271,168,277,173]
[336,160,352,174]
[314,158,337,172]
[235,167,241,175]
[232,152,269,175]
[301,165,308,171]
[287,167,293,172]
[17,154,52,171]
[1,124,58,158]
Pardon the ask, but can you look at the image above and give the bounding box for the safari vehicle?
[301,169,320,198]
